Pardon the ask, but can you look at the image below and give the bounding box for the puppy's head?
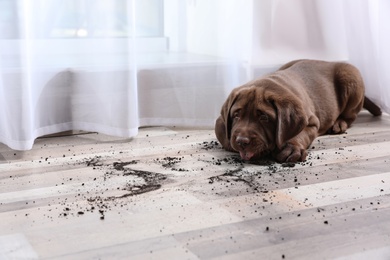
[221,82,307,160]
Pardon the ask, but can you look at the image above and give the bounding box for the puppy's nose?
[236,136,250,147]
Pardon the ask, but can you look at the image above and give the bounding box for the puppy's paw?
[274,143,307,163]
[328,119,348,134]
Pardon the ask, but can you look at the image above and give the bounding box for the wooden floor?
[1,111,390,260]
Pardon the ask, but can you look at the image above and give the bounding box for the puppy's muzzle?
[234,135,256,160]
[236,136,250,148]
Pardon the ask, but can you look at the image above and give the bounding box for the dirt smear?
[58,156,170,220]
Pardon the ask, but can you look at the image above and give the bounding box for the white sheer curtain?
[0,0,389,151]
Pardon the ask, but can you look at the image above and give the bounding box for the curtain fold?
[1,0,141,150]
[0,0,389,151]
[343,0,390,112]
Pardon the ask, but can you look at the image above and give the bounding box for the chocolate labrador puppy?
[215,59,382,163]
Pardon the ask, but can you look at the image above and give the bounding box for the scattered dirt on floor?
[199,140,220,150]
[58,156,170,220]
[56,139,324,220]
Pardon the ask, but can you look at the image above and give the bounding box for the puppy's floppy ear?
[220,89,239,140]
[266,90,308,149]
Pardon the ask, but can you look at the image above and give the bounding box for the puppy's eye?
[232,110,241,119]
[260,115,268,121]
[257,111,268,121]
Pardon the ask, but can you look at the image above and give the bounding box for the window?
[0,0,167,69]
[0,0,164,39]
[0,0,19,39]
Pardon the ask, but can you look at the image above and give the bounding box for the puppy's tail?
[364,96,382,116]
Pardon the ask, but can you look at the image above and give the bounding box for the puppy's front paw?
[328,119,348,134]
[274,143,307,163]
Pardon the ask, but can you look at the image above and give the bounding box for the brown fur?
[215,59,382,163]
